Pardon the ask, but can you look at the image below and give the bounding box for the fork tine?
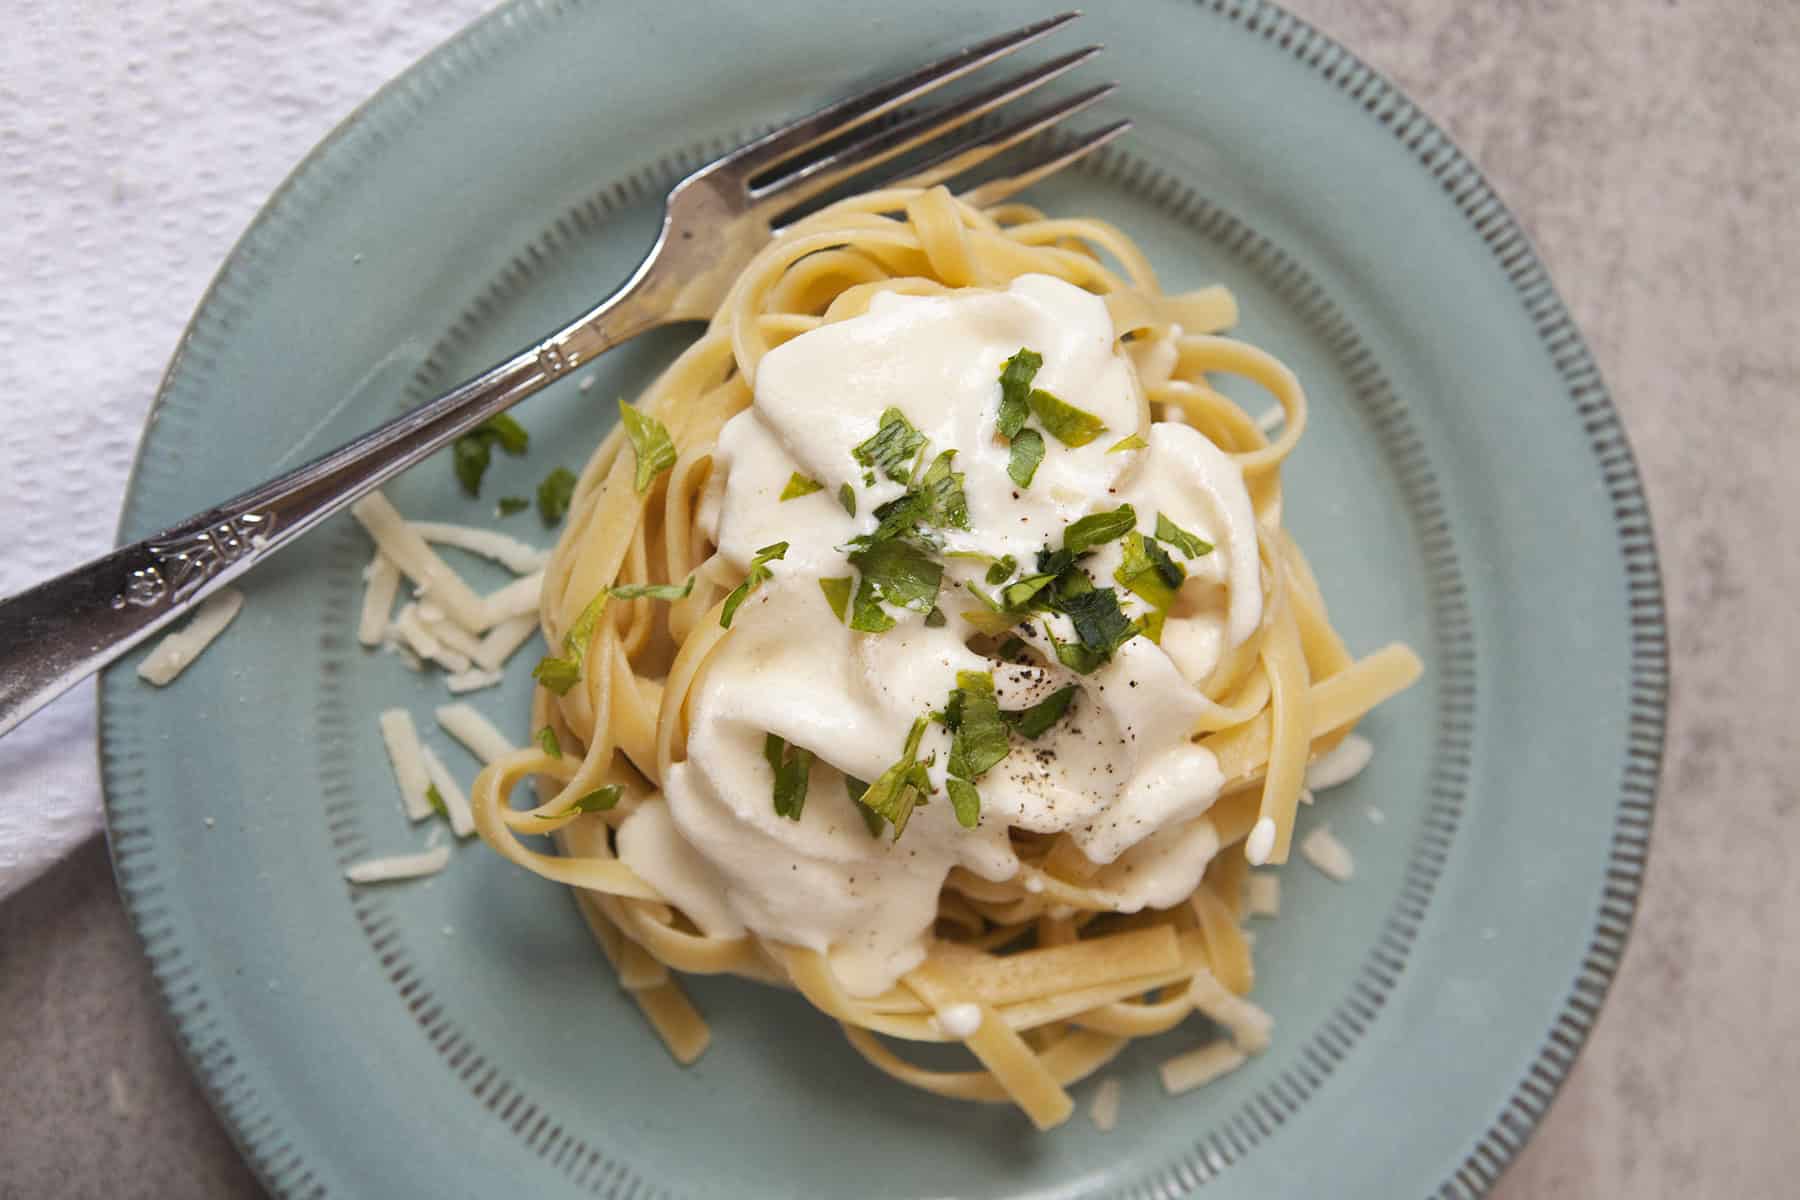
[716,12,1079,180]
[751,46,1103,214]
[957,119,1133,209]
[893,82,1118,193]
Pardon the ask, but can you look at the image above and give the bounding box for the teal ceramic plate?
[99,2,1666,1196]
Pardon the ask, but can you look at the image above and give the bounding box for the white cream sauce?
[635,276,1264,996]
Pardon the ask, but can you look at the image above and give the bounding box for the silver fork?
[0,13,1129,738]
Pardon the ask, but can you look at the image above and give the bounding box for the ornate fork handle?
[0,270,667,738]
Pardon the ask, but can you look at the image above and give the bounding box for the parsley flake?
[1063,504,1138,555]
[1003,685,1078,740]
[1154,513,1214,559]
[539,785,622,818]
[857,716,936,838]
[537,726,563,759]
[764,734,815,821]
[537,466,577,525]
[720,541,788,628]
[853,407,927,483]
[1107,433,1149,453]
[496,495,530,517]
[1028,387,1108,447]
[619,401,677,493]
[819,576,853,622]
[946,671,1008,784]
[945,779,982,829]
[847,538,942,632]
[838,482,857,516]
[996,348,1043,440]
[779,473,824,501]
[1007,427,1046,488]
[452,414,531,496]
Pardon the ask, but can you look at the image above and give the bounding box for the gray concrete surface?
[3,1,1798,1195]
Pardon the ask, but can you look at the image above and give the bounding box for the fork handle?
[0,269,666,739]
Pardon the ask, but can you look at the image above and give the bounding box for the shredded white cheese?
[390,604,472,674]
[344,844,452,884]
[358,554,401,647]
[136,589,245,686]
[416,604,485,661]
[408,521,549,575]
[1300,825,1355,882]
[350,491,494,631]
[1188,970,1273,1054]
[473,613,540,672]
[378,708,433,822]
[444,667,504,694]
[435,703,516,765]
[1159,1041,1249,1096]
[1305,733,1374,792]
[1246,872,1281,918]
[419,744,475,838]
[1244,816,1277,866]
[482,570,544,622]
[1090,1076,1122,1132]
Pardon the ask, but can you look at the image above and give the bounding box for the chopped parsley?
[1007,427,1045,488]
[1063,503,1138,555]
[720,541,789,628]
[534,575,695,692]
[539,785,622,818]
[426,783,448,817]
[619,400,677,493]
[856,716,936,838]
[452,414,531,496]
[852,407,927,483]
[1058,585,1136,658]
[1154,513,1214,559]
[1000,572,1057,610]
[537,726,563,759]
[838,482,857,516]
[1107,433,1149,453]
[608,578,696,601]
[1027,386,1108,447]
[996,348,1042,440]
[984,555,1018,586]
[764,734,815,821]
[1115,532,1185,642]
[866,450,968,544]
[531,655,582,695]
[537,466,577,525]
[496,495,531,517]
[1003,684,1078,740]
[845,775,885,836]
[945,779,982,829]
[924,606,948,628]
[847,537,942,633]
[818,576,853,623]
[780,473,824,501]
[454,437,492,496]
[946,671,1009,783]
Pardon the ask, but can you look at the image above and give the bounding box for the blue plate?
[100,2,1666,1196]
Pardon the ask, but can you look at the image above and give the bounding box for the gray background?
[3,0,1796,1196]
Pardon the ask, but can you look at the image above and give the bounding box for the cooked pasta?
[470,183,1420,1127]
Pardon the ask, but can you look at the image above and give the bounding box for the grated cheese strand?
[344,844,452,884]
[136,589,244,686]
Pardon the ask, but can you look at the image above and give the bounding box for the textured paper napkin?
[0,0,492,901]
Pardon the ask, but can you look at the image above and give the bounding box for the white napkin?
[0,0,492,902]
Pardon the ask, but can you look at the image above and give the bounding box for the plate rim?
[97,2,1669,1196]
